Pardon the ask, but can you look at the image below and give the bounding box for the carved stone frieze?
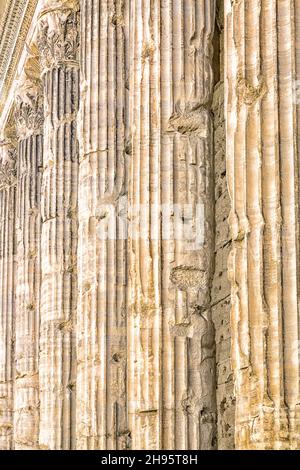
[0,0,39,115]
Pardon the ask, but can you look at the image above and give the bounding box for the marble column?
[37,0,79,449]
[13,66,43,449]
[77,0,130,450]
[225,0,300,450]
[0,136,17,449]
[127,0,217,449]
[77,0,217,450]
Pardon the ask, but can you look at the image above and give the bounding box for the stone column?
[13,66,43,449]
[127,0,216,449]
[225,0,300,450]
[0,136,17,450]
[76,0,130,450]
[37,0,79,449]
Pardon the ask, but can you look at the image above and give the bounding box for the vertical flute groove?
[0,139,17,450]
[225,0,300,450]
[77,0,129,450]
[128,0,217,450]
[14,74,43,449]
[37,1,79,449]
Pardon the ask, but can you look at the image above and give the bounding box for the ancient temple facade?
[0,0,299,451]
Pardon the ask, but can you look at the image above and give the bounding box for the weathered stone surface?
[36,0,79,450]
[0,0,300,452]
[127,0,217,450]
[0,136,16,450]
[211,0,235,450]
[76,0,129,450]
[13,65,43,450]
[0,0,227,450]
[225,0,300,450]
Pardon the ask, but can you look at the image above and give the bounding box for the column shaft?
[0,140,17,449]
[225,0,300,449]
[128,0,217,450]
[77,0,130,450]
[37,1,79,449]
[14,76,43,449]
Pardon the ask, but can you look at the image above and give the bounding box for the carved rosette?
[0,141,17,190]
[37,1,79,72]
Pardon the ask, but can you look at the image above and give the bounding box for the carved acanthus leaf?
[37,6,79,72]
[0,141,17,190]
[15,79,44,139]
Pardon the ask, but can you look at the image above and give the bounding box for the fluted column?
[128,0,216,449]
[13,68,43,449]
[0,137,17,450]
[76,0,130,450]
[225,0,300,450]
[37,0,79,449]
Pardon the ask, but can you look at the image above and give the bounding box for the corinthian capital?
[0,141,17,190]
[15,75,44,140]
[37,0,79,72]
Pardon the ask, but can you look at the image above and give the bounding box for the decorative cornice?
[37,1,79,72]
[0,0,39,116]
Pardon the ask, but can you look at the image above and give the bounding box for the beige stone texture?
[225,0,300,450]
[0,0,299,451]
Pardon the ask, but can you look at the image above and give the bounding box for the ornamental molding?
[0,0,39,116]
